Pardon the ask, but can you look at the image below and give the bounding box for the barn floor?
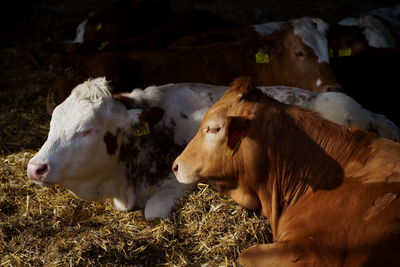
[0,0,397,266]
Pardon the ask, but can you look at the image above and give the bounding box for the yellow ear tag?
[329,48,334,57]
[338,47,352,57]
[133,122,150,137]
[226,139,242,157]
[255,49,270,64]
[96,23,103,31]
[98,41,110,50]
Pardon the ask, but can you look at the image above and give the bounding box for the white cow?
[27,78,190,220]
[27,78,399,220]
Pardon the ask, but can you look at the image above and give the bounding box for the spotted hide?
[27,78,188,220]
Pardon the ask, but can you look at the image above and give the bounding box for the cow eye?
[75,129,93,137]
[295,50,305,57]
[206,126,221,134]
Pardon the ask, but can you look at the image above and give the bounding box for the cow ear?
[226,116,250,150]
[228,76,255,98]
[139,107,164,128]
[113,93,136,109]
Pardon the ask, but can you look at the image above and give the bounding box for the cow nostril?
[172,164,178,173]
[27,162,49,180]
[36,164,48,176]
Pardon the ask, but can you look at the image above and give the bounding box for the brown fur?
[175,77,400,266]
[47,21,340,114]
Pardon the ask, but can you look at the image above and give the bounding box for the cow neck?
[118,124,183,208]
[251,103,375,235]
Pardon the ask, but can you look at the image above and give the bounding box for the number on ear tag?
[255,49,270,63]
[133,122,150,137]
[338,48,352,57]
[226,139,242,157]
[96,23,103,31]
[329,48,334,57]
[98,41,110,50]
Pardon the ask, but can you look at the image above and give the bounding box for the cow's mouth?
[32,180,55,188]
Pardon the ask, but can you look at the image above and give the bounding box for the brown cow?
[47,17,341,113]
[173,77,400,266]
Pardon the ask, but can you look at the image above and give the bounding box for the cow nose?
[172,163,179,174]
[322,84,342,92]
[27,161,49,180]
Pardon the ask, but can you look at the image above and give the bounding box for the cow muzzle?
[172,158,199,185]
[27,159,49,182]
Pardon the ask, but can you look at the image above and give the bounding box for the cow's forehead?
[292,18,329,63]
[51,94,108,133]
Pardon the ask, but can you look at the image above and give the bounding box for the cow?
[326,24,369,57]
[168,21,284,48]
[46,17,341,113]
[337,15,397,49]
[173,77,400,266]
[334,3,400,51]
[327,4,400,57]
[128,83,399,142]
[27,78,190,220]
[261,86,399,142]
[70,0,174,46]
[102,8,237,50]
[30,77,398,219]
[68,5,236,60]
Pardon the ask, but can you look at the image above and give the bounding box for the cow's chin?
[176,174,200,185]
[202,178,236,193]
[32,180,55,188]
[68,189,104,202]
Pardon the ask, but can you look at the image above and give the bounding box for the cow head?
[326,24,368,57]
[173,77,267,210]
[27,77,164,210]
[272,17,341,93]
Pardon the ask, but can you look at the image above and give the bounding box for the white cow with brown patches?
[27,78,399,219]
[27,78,188,220]
[126,83,399,142]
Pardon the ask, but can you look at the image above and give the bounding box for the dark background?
[2,0,400,45]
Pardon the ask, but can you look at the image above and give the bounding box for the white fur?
[252,21,283,36]
[72,18,88,43]
[310,92,400,141]
[128,83,226,145]
[130,83,399,143]
[368,4,400,37]
[338,14,397,48]
[359,15,396,48]
[292,17,330,63]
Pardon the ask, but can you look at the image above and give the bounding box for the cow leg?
[238,240,334,267]
[144,175,191,220]
[238,242,303,267]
